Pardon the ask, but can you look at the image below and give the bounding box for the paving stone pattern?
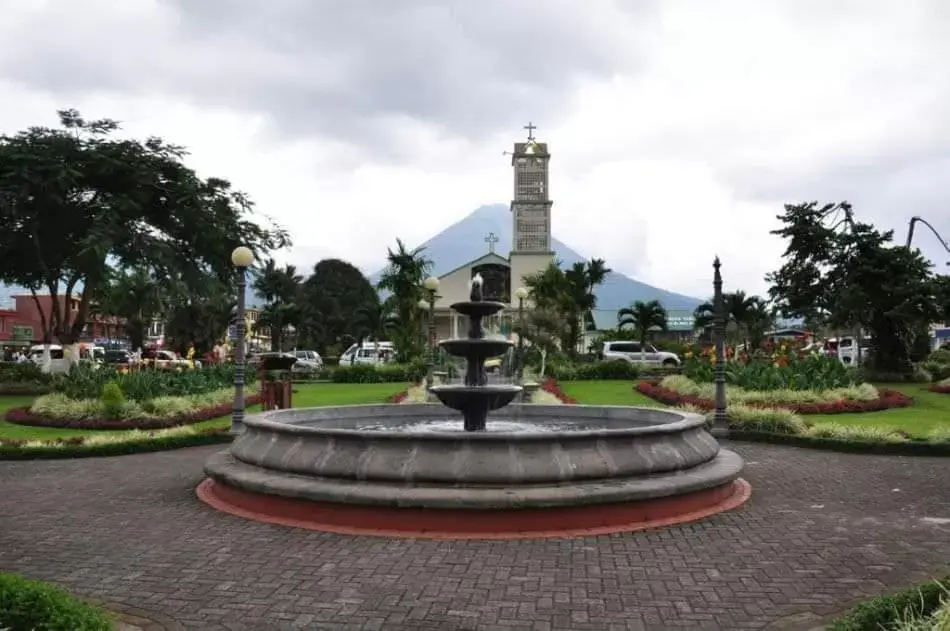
[1,442,949,630]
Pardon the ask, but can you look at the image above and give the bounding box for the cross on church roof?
[523,121,537,141]
[485,232,499,254]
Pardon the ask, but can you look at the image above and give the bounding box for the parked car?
[600,341,681,367]
[103,349,132,366]
[291,350,323,374]
[141,349,192,370]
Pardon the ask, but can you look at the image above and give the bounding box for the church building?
[428,124,554,340]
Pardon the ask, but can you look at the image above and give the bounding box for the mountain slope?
[371,204,701,310]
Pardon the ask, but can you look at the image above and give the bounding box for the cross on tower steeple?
[484,232,499,254]
[523,121,537,141]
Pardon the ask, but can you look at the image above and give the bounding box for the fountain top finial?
[470,274,484,301]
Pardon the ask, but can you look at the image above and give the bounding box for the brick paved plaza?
[1,441,949,630]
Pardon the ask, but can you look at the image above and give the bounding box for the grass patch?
[560,380,950,442]
[558,380,659,406]
[807,383,950,438]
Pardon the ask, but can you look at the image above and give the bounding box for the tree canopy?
[766,201,938,372]
[0,109,289,345]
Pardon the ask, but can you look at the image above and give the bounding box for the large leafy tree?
[253,259,303,351]
[766,201,938,373]
[0,109,288,350]
[617,300,668,360]
[376,239,432,361]
[297,258,380,354]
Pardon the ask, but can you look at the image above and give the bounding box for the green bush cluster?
[684,353,857,391]
[328,362,426,384]
[920,349,950,382]
[827,576,949,631]
[0,572,113,631]
[0,361,53,394]
[52,364,253,400]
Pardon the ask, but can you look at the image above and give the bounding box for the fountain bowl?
[199,403,749,539]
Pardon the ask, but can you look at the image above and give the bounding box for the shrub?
[684,352,858,391]
[0,572,113,631]
[0,361,52,384]
[52,363,251,401]
[99,381,126,419]
[806,423,910,444]
[329,362,425,384]
[827,576,950,631]
[725,404,809,435]
[548,360,640,381]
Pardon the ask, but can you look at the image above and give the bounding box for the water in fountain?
[428,274,523,431]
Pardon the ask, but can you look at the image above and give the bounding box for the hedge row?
[0,427,232,460]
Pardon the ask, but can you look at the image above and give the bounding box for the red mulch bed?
[3,395,263,430]
[928,384,950,394]
[541,378,577,404]
[635,380,913,414]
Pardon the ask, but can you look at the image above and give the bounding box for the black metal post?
[712,257,728,436]
[425,290,436,390]
[517,297,525,385]
[231,267,248,435]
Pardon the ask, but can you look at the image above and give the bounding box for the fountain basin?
[428,384,522,417]
[204,404,743,509]
[439,338,513,360]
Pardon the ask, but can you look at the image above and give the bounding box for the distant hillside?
[370,204,702,310]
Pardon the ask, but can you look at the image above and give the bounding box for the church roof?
[437,251,509,280]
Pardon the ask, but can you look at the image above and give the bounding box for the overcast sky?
[2,0,949,298]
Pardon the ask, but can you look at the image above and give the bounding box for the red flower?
[541,378,577,404]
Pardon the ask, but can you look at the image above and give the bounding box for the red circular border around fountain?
[196,478,751,540]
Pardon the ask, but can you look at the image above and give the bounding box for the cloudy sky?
[1,0,948,298]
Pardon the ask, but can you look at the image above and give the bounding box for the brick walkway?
[1,442,949,631]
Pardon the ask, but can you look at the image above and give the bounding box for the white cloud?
[1,0,949,300]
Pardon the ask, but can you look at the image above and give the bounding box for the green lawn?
[560,380,950,439]
[0,382,408,442]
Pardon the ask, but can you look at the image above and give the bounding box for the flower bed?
[637,376,913,414]
[928,378,950,394]
[541,378,577,404]
[4,389,262,430]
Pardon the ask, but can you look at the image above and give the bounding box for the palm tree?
[527,258,611,357]
[376,238,432,361]
[252,259,303,351]
[693,291,773,349]
[617,300,669,361]
[94,267,168,350]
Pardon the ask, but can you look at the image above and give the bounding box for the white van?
[340,341,395,365]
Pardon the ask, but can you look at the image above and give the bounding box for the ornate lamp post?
[514,286,528,385]
[423,275,440,390]
[712,256,728,436]
[230,246,254,435]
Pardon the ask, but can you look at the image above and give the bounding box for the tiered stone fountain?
[199,277,748,539]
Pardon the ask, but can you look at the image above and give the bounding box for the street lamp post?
[423,276,440,390]
[712,256,728,436]
[514,286,528,385]
[230,246,254,435]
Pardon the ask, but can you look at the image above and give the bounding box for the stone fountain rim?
[240,403,709,442]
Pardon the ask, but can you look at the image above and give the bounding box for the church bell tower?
[508,122,555,302]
